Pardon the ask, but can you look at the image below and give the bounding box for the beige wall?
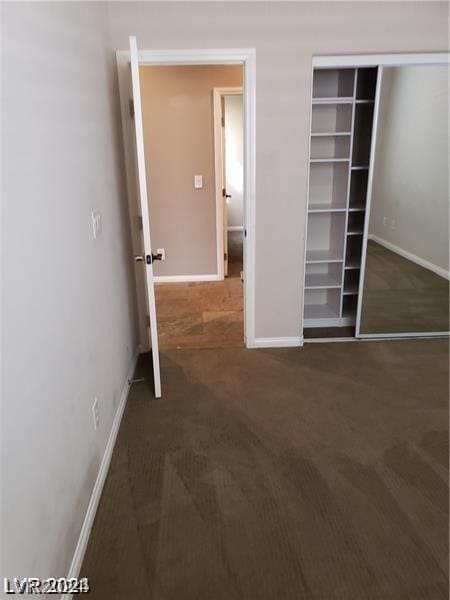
[2,2,137,584]
[108,1,448,338]
[140,65,243,277]
[369,65,449,273]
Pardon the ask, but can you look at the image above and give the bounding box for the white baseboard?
[227,225,244,232]
[253,336,304,348]
[369,234,450,280]
[153,274,220,283]
[62,350,139,600]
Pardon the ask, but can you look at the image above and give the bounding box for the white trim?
[62,351,139,600]
[227,225,244,232]
[116,48,256,349]
[243,49,257,348]
[253,336,304,348]
[117,48,254,66]
[368,234,450,281]
[300,61,315,336]
[154,274,220,283]
[313,53,450,69]
[305,333,449,344]
[358,332,450,340]
[304,337,358,343]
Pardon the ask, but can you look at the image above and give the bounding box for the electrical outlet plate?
[92,397,100,430]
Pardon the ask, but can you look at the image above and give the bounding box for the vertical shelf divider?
[339,70,357,319]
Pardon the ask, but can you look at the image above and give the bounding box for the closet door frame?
[304,52,450,341]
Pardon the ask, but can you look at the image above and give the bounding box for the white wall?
[225,94,244,229]
[369,65,449,273]
[1,2,138,584]
[107,1,448,338]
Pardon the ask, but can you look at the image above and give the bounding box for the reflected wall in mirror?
[359,64,449,335]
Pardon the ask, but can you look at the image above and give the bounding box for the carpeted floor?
[81,339,449,599]
[360,241,450,334]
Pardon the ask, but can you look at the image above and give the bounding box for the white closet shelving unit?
[304,66,378,328]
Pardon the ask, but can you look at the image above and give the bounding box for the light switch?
[194,175,203,189]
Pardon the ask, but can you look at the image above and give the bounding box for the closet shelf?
[356,99,375,104]
[310,158,350,164]
[311,131,351,137]
[306,249,343,264]
[305,273,342,289]
[351,165,369,170]
[308,204,346,213]
[312,97,354,105]
[348,206,365,212]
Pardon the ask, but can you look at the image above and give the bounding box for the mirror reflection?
[359,64,449,335]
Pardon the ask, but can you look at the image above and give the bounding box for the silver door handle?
[135,253,163,264]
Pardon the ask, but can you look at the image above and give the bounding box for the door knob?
[134,253,163,264]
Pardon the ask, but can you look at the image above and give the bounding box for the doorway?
[142,67,244,348]
[117,49,256,354]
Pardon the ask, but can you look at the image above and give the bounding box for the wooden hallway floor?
[155,232,244,349]
[155,276,243,349]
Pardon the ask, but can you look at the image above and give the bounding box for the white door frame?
[116,48,256,348]
[213,86,243,280]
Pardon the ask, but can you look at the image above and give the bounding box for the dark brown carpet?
[360,241,450,334]
[81,340,449,599]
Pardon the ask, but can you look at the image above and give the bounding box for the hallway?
[155,231,244,349]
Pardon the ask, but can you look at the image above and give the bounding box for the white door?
[129,36,161,398]
[220,95,229,277]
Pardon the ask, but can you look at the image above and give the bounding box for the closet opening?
[303,56,449,343]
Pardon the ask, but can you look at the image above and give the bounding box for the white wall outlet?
[156,248,166,261]
[92,397,100,431]
[390,219,396,231]
[91,210,102,239]
[194,175,203,189]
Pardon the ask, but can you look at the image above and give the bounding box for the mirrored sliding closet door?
[358,64,450,336]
